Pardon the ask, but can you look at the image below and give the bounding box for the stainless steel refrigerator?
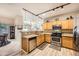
[73,16,79,51]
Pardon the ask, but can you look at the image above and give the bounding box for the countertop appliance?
[51,25,62,47]
[73,26,79,51]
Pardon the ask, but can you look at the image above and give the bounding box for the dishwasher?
[29,37,37,52]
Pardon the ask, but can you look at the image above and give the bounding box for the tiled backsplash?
[43,29,52,33]
[62,29,73,34]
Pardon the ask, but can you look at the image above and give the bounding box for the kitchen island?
[22,34,38,53]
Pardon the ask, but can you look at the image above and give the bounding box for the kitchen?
[0,3,79,56]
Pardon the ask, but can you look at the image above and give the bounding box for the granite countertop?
[41,33,52,34]
[34,33,52,35]
[62,33,73,37]
[22,34,38,38]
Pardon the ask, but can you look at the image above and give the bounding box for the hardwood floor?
[19,43,79,56]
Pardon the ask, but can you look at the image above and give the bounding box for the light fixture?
[61,6,63,8]
[53,9,55,11]
[36,3,70,16]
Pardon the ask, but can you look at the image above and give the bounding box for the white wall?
[45,10,79,21]
[0,16,14,25]
[14,16,23,26]
[14,15,23,47]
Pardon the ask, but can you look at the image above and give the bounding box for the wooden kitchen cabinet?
[42,23,47,30]
[46,22,53,29]
[41,34,45,43]
[68,20,73,29]
[42,22,53,30]
[37,36,41,46]
[62,36,74,49]
[22,37,28,52]
[52,21,56,26]
[62,20,73,29]
[62,20,69,29]
[45,34,51,43]
[43,20,73,30]
[37,34,45,46]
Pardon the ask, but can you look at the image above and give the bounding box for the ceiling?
[0,3,79,19]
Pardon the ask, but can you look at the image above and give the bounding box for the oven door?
[52,37,60,42]
[51,37,61,47]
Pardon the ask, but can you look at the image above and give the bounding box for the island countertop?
[22,34,38,38]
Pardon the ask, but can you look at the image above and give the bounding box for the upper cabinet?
[53,21,62,26]
[42,22,53,30]
[46,22,53,29]
[42,21,62,30]
[68,20,73,29]
[61,20,69,29]
[42,20,73,30]
[42,23,47,30]
[62,20,73,29]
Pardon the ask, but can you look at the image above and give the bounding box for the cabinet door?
[29,39,36,52]
[45,34,51,43]
[40,34,45,43]
[56,21,62,25]
[37,35,45,46]
[52,21,62,27]
[52,21,57,26]
[62,20,69,29]
[68,20,73,29]
[47,22,53,29]
[37,36,41,46]
[22,38,28,52]
[62,37,74,49]
[42,23,47,30]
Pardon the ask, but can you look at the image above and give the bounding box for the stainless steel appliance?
[73,26,79,51]
[29,37,37,52]
[51,25,62,47]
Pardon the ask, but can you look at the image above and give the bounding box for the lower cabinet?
[45,34,51,43]
[41,34,45,44]
[22,37,28,52]
[37,34,45,46]
[62,37,74,49]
